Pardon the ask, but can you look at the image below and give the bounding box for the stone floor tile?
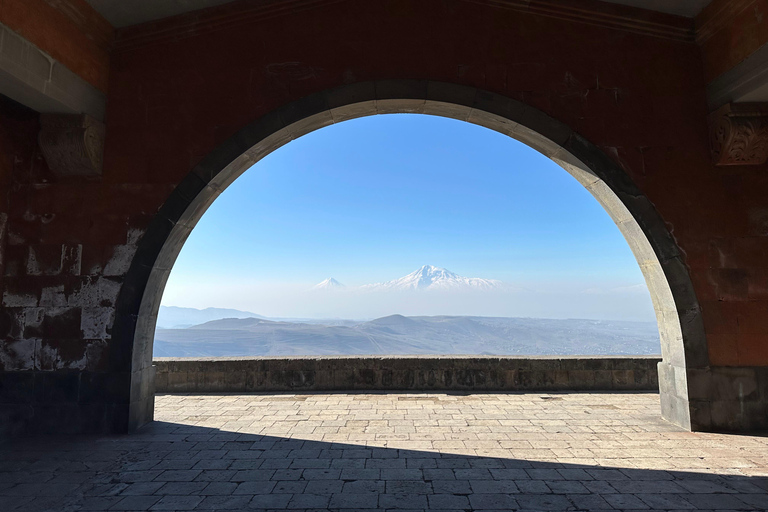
[427,492,471,509]
[632,493,696,510]
[233,481,277,494]
[468,479,519,494]
[467,493,519,509]
[603,492,650,509]
[682,493,752,509]
[286,493,330,508]
[431,479,471,494]
[567,493,614,509]
[150,495,203,510]
[380,468,423,480]
[109,495,162,510]
[340,468,380,480]
[248,492,292,508]
[379,493,429,509]
[155,481,208,495]
[304,479,343,494]
[329,492,379,508]
[272,480,307,494]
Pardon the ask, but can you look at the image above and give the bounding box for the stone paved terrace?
[2,392,768,511]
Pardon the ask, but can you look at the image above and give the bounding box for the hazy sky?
[161,114,656,322]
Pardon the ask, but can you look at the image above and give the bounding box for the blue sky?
[162,114,655,321]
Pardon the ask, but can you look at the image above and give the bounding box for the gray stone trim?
[0,23,105,120]
[113,80,706,432]
[707,41,768,110]
[153,356,661,394]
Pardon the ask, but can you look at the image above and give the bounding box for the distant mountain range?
[362,265,503,291]
[312,265,505,292]
[154,314,661,357]
[156,306,264,329]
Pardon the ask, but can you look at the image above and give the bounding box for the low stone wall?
[154,356,661,393]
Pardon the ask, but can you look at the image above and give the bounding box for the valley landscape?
[154,313,661,357]
[156,266,661,358]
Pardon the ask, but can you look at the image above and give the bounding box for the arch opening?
[114,81,705,431]
[157,114,660,356]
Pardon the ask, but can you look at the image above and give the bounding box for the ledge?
[153,355,661,393]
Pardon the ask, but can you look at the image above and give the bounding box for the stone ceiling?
[86,0,713,28]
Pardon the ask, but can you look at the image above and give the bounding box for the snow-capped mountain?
[363,265,503,291]
[312,277,345,290]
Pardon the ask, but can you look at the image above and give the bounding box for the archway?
[113,80,706,431]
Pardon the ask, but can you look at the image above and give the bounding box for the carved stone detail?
[710,103,768,166]
[38,114,105,177]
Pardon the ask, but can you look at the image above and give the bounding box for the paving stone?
[567,493,614,509]
[603,493,650,509]
[272,481,307,494]
[342,479,385,493]
[469,479,519,494]
[2,392,768,512]
[249,492,292,508]
[120,482,166,495]
[200,481,237,495]
[381,469,423,480]
[379,492,429,509]
[632,493,696,510]
[667,492,739,509]
[150,495,204,510]
[196,495,252,509]
[75,495,124,510]
[109,495,162,510]
[546,480,590,493]
[305,479,343,494]
[428,493,471,509]
[431,479,471,494]
[340,468,380,480]
[233,481,277,494]
[468,493,519,509]
[155,481,208,495]
[286,493,330,508]
[153,469,202,482]
[329,492,379,508]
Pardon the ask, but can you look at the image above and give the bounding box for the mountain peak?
[364,265,502,291]
[312,277,345,290]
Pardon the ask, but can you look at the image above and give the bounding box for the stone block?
[0,337,39,371]
[710,367,759,401]
[568,370,595,389]
[612,370,634,389]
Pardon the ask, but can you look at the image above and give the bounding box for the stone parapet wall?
[154,356,661,394]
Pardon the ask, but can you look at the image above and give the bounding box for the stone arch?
[113,80,706,431]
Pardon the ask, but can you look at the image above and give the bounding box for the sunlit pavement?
[2,392,768,511]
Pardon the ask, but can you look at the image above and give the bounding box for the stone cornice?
[113,0,346,53]
[113,0,695,53]
[467,0,694,42]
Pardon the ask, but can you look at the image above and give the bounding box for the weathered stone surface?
[154,356,661,394]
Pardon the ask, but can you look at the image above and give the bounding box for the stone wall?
[154,356,661,394]
[3,0,768,435]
